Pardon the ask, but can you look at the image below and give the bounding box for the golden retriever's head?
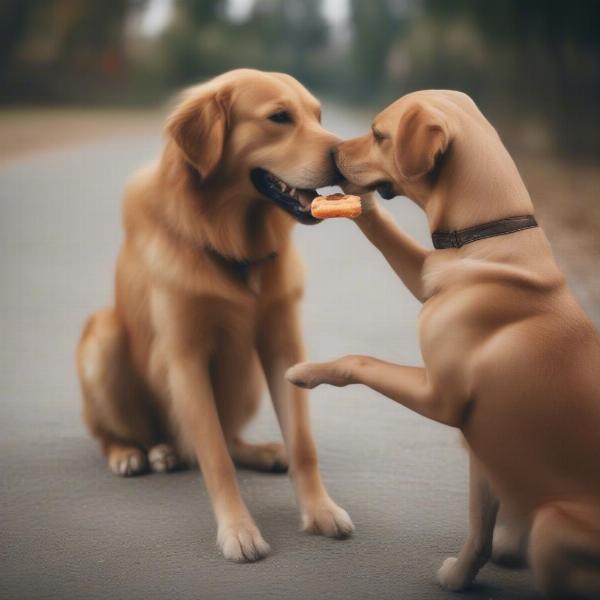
[166,69,341,225]
[334,91,488,202]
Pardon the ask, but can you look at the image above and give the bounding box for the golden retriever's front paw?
[217,522,271,563]
[437,557,472,591]
[302,498,354,539]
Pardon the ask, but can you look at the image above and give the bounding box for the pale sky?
[321,0,351,25]
[139,0,175,37]
[139,0,351,37]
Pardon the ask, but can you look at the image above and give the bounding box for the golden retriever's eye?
[268,111,293,124]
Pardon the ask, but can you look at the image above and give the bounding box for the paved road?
[2,105,540,600]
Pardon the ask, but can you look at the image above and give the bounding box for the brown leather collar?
[204,246,278,287]
[431,215,538,250]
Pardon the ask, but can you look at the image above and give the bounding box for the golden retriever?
[287,90,600,598]
[77,69,354,563]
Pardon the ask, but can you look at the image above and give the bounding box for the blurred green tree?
[424,0,600,152]
[0,0,40,79]
[350,0,404,91]
[161,0,329,88]
[1,0,147,103]
[2,0,600,153]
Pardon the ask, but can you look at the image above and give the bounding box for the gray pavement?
[1,105,540,599]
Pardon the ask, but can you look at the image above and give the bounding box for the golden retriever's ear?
[166,86,229,181]
[395,104,449,180]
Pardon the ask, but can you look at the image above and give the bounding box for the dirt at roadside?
[517,152,600,326]
[0,108,162,162]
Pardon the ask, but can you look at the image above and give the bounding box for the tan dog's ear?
[395,104,449,180]
[166,86,229,181]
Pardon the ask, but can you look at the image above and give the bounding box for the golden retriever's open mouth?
[251,168,321,225]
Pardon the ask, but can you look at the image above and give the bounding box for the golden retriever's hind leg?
[77,308,161,477]
[230,439,288,473]
[148,443,181,473]
[215,352,287,473]
[106,443,148,477]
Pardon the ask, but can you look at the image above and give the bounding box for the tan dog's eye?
[268,111,293,124]
[372,126,385,144]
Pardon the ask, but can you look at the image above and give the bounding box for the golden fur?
[288,90,600,598]
[77,69,353,563]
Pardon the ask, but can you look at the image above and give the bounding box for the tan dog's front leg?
[437,454,499,590]
[287,355,466,427]
[355,194,430,302]
[257,301,354,538]
[169,356,270,562]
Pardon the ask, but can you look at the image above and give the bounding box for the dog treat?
[310,193,362,219]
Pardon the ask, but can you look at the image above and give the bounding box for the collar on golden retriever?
[432,215,538,250]
[204,246,278,290]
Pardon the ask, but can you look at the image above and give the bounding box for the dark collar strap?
[432,215,538,250]
[204,246,278,286]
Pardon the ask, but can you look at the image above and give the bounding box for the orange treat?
[310,193,362,219]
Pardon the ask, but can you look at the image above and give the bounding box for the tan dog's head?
[335,90,491,203]
[166,69,340,225]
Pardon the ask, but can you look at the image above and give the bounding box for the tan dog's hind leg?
[437,454,499,590]
[77,308,160,477]
[287,355,467,427]
[529,502,600,599]
[492,505,529,568]
[259,301,354,539]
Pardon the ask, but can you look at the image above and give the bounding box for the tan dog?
[287,90,600,598]
[76,69,354,563]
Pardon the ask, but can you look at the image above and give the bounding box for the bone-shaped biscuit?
[310,193,362,219]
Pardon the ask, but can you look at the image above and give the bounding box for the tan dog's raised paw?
[286,359,354,389]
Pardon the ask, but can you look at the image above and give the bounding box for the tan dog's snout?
[334,98,454,200]
[333,137,396,197]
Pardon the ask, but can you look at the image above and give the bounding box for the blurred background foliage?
[1,0,600,154]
